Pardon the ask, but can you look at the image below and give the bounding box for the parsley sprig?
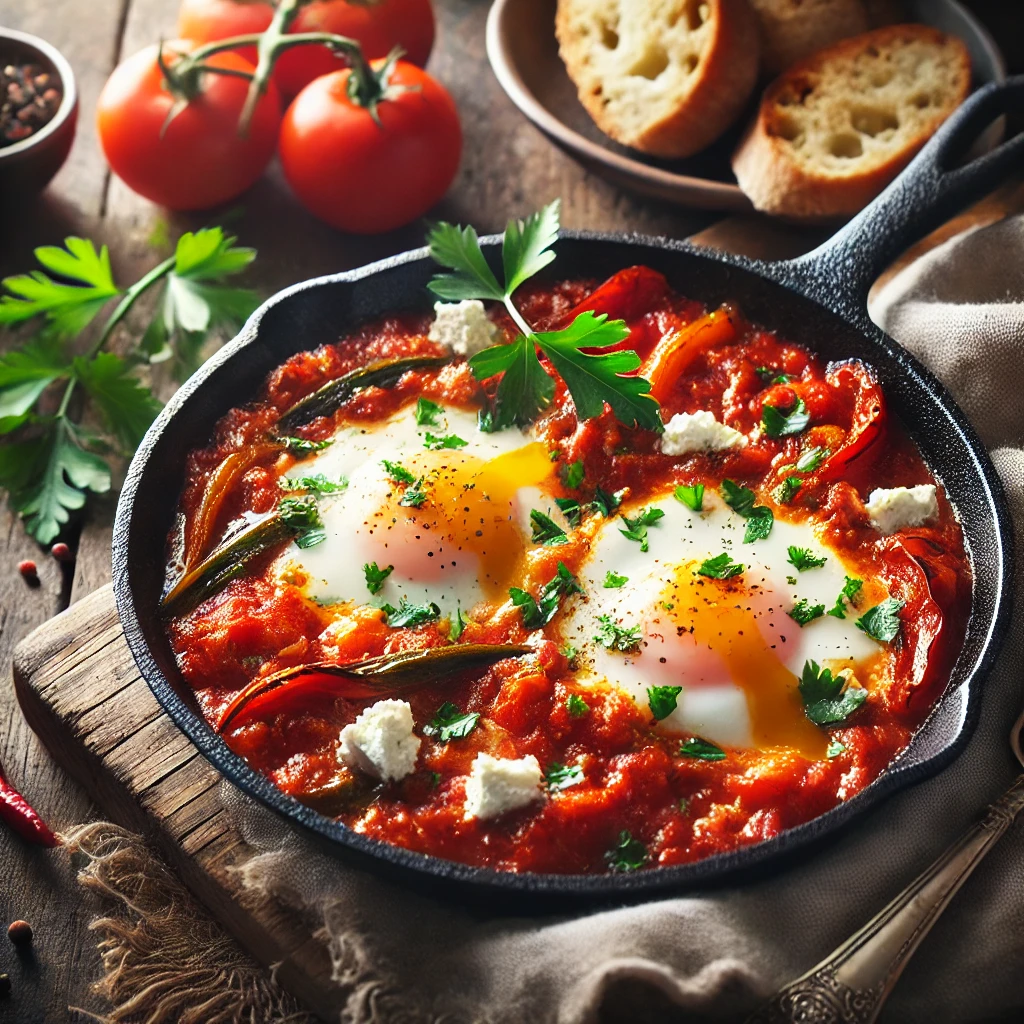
[0,227,258,543]
[427,202,661,432]
[510,561,582,629]
[799,660,867,725]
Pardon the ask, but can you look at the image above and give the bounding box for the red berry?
[50,542,71,562]
[7,920,32,945]
[17,560,37,580]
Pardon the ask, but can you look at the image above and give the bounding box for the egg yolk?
[662,564,828,760]
[368,442,555,601]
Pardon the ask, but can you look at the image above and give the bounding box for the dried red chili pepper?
[0,766,58,847]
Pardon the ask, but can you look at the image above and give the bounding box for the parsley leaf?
[415,397,444,426]
[679,737,726,761]
[788,598,826,626]
[566,693,589,717]
[398,481,427,508]
[720,478,756,517]
[788,546,827,572]
[381,459,416,484]
[72,352,161,449]
[697,552,744,579]
[281,473,347,497]
[0,338,71,434]
[423,432,467,450]
[423,701,480,742]
[426,219,505,301]
[827,576,864,619]
[775,476,802,504]
[448,605,467,641]
[721,478,774,541]
[592,485,624,517]
[603,570,628,588]
[827,738,847,759]
[562,459,585,489]
[0,236,121,338]
[545,762,584,791]
[619,506,664,552]
[605,830,648,872]
[276,435,331,456]
[796,445,829,472]
[799,660,868,725]
[382,597,441,628]
[530,508,568,546]
[502,201,561,293]
[470,331,555,429]
[762,397,810,438]
[278,495,326,549]
[554,496,582,527]
[510,561,582,629]
[594,614,642,652]
[674,483,704,511]
[363,562,394,594]
[856,598,904,642]
[648,685,682,720]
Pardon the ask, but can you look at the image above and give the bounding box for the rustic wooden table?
[0,2,1018,1021]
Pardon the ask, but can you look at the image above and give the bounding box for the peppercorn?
[0,63,62,148]
[0,972,10,996]
[50,542,71,562]
[17,559,38,582]
[7,920,32,945]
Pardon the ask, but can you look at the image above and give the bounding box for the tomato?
[97,43,281,210]
[279,59,461,234]
[177,0,435,97]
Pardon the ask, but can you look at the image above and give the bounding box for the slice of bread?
[732,25,971,220]
[555,0,760,159]
[748,0,868,75]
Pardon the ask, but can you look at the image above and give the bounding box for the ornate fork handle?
[746,774,1024,1024]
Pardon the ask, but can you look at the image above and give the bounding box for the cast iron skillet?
[114,79,1023,904]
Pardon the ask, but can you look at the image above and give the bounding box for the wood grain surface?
[0,1,1019,1021]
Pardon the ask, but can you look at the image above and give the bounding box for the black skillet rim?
[113,230,1015,901]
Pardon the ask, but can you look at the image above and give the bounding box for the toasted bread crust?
[732,24,971,220]
[556,0,760,159]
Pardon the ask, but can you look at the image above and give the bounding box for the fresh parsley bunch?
[427,201,662,433]
[0,227,258,543]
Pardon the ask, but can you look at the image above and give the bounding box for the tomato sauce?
[165,269,971,874]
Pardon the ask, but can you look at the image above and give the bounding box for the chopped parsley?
[856,597,904,643]
[423,702,480,742]
[510,561,583,630]
[562,459,585,489]
[594,614,643,652]
[787,575,798,585]
[280,473,347,497]
[697,552,744,579]
[799,660,867,725]
[398,480,427,508]
[530,508,569,546]
[275,435,332,456]
[448,605,467,641]
[277,495,326,549]
[363,561,393,595]
[788,598,826,626]
[619,506,665,552]
[647,685,682,721]
[604,830,648,872]
[603,570,628,588]
[592,485,624,517]
[545,762,584,791]
[423,431,468,450]
[381,459,416,484]
[566,693,589,717]
[679,737,726,761]
[827,576,863,618]
[762,397,810,438]
[756,366,794,385]
[555,497,582,527]
[827,738,847,759]
[795,445,829,472]
[721,478,773,542]
[674,483,704,511]
[788,546,827,572]
[775,476,803,504]
[415,397,444,426]
[382,597,441,628]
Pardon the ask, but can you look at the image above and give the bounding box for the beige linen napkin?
[221,215,1024,1024]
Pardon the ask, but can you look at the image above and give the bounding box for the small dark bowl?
[0,28,78,197]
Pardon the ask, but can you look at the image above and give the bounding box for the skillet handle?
[771,76,1024,327]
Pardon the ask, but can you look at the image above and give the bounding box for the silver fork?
[746,706,1024,1024]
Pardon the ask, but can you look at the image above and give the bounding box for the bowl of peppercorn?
[0,28,77,197]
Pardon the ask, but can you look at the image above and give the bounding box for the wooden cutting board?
[11,584,340,1022]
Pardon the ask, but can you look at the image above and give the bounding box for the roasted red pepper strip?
[0,766,58,847]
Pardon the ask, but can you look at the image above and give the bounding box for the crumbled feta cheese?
[339,699,420,782]
[864,485,939,535]
[463,752,543,821]
[428,300,499,357]
[660,410,747,456]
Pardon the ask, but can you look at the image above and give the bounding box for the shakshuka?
[163,265,970,874]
